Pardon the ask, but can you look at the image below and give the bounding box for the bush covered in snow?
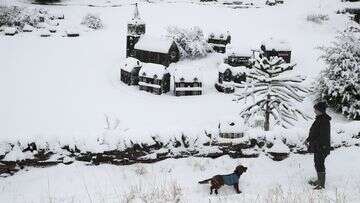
[166,26,212,59]
[306,14,329,24]
[317,31,360,120]
[81,13,103,30]
[234,56,309,131]
[0,6,42,28]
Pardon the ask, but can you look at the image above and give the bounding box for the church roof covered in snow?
[134,35,174,54]
[121,57,142,72]
[261,38,291,51]
[172,64,202,82]
[139,63,168,79]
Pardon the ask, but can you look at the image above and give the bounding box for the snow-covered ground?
[0,0,356,143]
[1,0,360,202]
[0,147,360,202]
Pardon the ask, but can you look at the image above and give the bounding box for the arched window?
[180,77,185,82]
[194,77,198,82]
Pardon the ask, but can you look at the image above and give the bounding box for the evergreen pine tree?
[235,56,309,131]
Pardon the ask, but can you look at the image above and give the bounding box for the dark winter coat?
[306,114,331,154]
[222,173,239,186]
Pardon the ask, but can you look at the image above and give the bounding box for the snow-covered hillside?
[0,0,355,143]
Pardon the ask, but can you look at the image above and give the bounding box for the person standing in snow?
[304,102,331,190]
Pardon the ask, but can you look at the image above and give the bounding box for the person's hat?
[314,102,327,113]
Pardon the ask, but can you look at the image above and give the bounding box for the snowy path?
[0,147,359,202]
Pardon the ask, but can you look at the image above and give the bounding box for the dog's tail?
[198,178,212,184]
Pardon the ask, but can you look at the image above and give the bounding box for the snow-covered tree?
[234,56,309,131]
[166,26,212,59]
[317,31,360,120]
[81,13,103,30]
[0,6,42,27]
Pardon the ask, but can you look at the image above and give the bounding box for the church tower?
[126,3,146,57]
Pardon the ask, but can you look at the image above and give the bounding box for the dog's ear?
[236,165,247,173]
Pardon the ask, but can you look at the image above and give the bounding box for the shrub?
[0,6,42,27]
[317,31,360,120]
[166,26,212,59]
[81,13,103,30]
[306,14,329,24]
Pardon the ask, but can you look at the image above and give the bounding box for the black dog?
[198,165,247,195]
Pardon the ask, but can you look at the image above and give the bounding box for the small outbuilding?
[260,38,291,63]
[120,57,142,86]
[215,63,250,93]
[138,63,171,95]
[215,46,252,93]
[22,24,34,32]
[40,29,51,37]
[133,35,180,67]
[218,120,245,139]
[66,28,80,37]
[207,32,231,53]
[4,27,18,36]
[225,46,253,67]
[173,65,202,96]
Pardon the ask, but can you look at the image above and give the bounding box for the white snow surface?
[134,34,174,53]
[121,57,142,72]
[1,147,360,202]
[0,0,358,150]
[171,64,202,82]
[139,63,168,79]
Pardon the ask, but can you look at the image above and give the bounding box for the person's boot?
[314,172,325,190]
[308,172,320,186]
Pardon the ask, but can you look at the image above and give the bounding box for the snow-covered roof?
[4,27,17,34]
[219,120,246,133]
[261,38,291,51]
[139,63,168,79]
[22,24,34,32]
[208,31,230,40]
[121,57,142,72]
[218,63,251,74]
[66,27,80,35]
[40,29,51,36]
[134,35,174,54]
[172,64,202,82]
[226,45,252,57]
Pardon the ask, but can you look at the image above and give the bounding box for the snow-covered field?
[1,0,355,143]
[1,0,360,202]
[1,147,360,202]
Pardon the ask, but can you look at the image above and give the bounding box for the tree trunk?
[264,94,270,131]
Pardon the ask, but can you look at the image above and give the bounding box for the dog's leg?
[210,186,214,195]
[234,183,242,194]
[215,189,218,195]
